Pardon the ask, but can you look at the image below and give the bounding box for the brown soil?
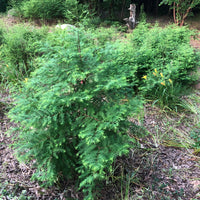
[190,36,200,49]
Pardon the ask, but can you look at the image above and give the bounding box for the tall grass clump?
[8,28,143,199]
[0,24,48,83]
[130,23,200,108]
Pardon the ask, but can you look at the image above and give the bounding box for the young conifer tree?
[9,27,143,199]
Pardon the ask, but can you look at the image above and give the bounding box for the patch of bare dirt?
[132,146,200,200]
[190,35,200,50]
[101,147,200,200]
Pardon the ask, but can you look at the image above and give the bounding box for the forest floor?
[0,15,200,200]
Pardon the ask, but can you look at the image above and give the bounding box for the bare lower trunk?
[173,2,177,24]
[180,6,192,26]
[124,4,136,29]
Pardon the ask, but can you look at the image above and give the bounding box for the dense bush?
[8,22,199,199]
[0,25,47,82]
[129,23,200,107]
[9,28,143,199]
[9,0,98,27]
[89,26,119,46]
[9,0,85,21]
[64,0,91,24]
[7,0,25,16]
[20,0,68,19]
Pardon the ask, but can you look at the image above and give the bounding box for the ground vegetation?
[0,2,199,200]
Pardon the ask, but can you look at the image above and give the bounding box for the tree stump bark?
[124,4,136,29]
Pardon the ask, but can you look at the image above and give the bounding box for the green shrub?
[7,0,25,17]
[130,23,200,108]
[64,0,89,24]
[8,0,24,8]
[10,0,95,27]
[17,0,85,21]
[9,0,96,27]
[132,24,199,85]
[90,27,119,46]
[9,28,143,199]
[140,68,185,108]
[0,24,47,83]
[85,16,102,28]
[19,0,67,19]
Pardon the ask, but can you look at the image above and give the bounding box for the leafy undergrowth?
[0,14,200,200]
[0,90,199,200]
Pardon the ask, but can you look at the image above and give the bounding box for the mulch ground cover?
[0,89,199,200]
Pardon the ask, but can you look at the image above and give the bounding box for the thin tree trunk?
[180,6,192,26]
[173,2,177,24]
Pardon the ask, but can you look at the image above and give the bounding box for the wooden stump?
[124,4,136,29]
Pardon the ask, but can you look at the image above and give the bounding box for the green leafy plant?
[129,23,199,108]
[9,28,143,199]
[64,0,91,25]
[9,0,96,27]
[7,0,25,17]
[89,26,119,47]
[160,0,200,26]
[19,0,68,19]
[0,24,47,83]
[141,68,184,109]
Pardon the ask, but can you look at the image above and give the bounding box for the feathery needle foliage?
[8,28,143,199]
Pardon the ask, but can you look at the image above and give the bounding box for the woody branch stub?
[124,4,136,29]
